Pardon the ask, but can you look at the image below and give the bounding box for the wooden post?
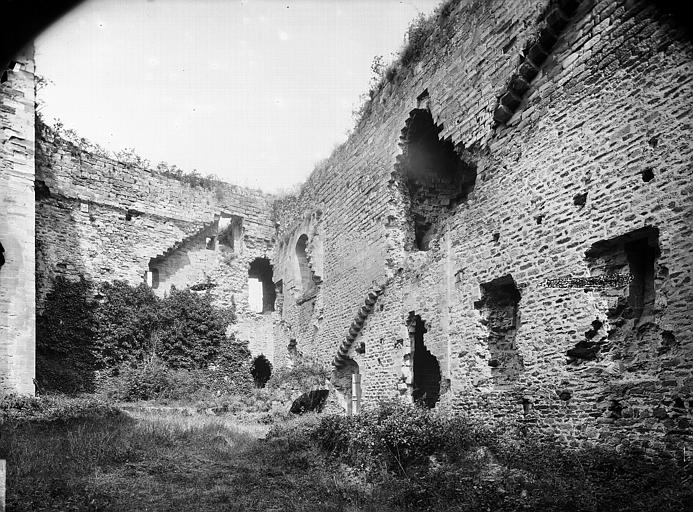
[351,374,361,415]
[1,459,6,512]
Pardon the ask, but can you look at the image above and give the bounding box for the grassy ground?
[2,398,691,511]
[1,409,373,512]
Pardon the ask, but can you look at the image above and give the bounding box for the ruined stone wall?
[35,124,278,359]
[274,0,693,453]
[0,47,36,394]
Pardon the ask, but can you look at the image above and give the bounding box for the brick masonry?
[33,121,278,363]
[0,0,691,454]
[270,0,693,454]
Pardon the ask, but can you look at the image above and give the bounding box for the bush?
[36,276,98,393]
[312,399,490,475]
[303,400,693,511]
[0,394,121,424]
[266,360,329,392]
[154,286,233,368]
[93,281,159,367]
[37,277,242,394]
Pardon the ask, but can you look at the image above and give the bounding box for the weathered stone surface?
[0,46,36,395]
[0,0,691,455]
[270,0,693,453]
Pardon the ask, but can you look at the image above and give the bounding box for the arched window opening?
[250,354,272,388]
[406,313,441,408]
[248,257,275,313]
[397,108,476,251]
[295,234,316,293]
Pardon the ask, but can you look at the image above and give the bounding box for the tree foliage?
[36,277,242,393]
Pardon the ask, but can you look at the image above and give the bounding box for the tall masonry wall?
[273,0,693,453]
[35,123,278,360]
[0,47,36,395]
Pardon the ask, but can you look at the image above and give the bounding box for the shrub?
[36,276,98,393]
[312,399,490,475]
[305,400,693,511]
[0,394,121,424]
[37,277,242,394]
[93,281,159,367]
[154,286,233,368]
[266,360,329,392]
[103,358,202,401]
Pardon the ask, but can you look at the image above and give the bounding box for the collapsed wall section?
[272,0,693,452]
[0,47,36,394]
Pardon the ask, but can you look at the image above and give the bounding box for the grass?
[0,407,370,511]
[2,395,691,511]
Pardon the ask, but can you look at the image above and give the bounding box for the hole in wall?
[406,313,441,408]
[396,108,476,251]
[218,215,243,252]
[522,397,532,415]
[581,227,662,369]
[567,318,606,362]
[332,357,360,415]
[573,192,588,207]
[248,257,275,313]
[250,354,272,388]
[125,208,143,221]
[0,241,4,269]
[474,275,523,384]
[144,268,160,289]
[35,180,51,199]
[287,339,298,367]
[641,168,654,182]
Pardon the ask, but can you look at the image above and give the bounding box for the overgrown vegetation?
[36,277,246,394]
[268,399,693,511]
[265,359,329,392]
[37,116,224,190]
[5,395,688,511]
[352,0,459,126]
[0,394,121,424]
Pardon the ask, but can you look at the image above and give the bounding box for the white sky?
[36,0,439,192]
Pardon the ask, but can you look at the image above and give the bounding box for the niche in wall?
[474,275,523,385]
[585,226,660,326]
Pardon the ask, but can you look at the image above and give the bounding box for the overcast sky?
[36,0,439,192]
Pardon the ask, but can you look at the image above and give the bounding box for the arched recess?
[295,234,318,295]
[396,107,476,251]
[332,357,360,415]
